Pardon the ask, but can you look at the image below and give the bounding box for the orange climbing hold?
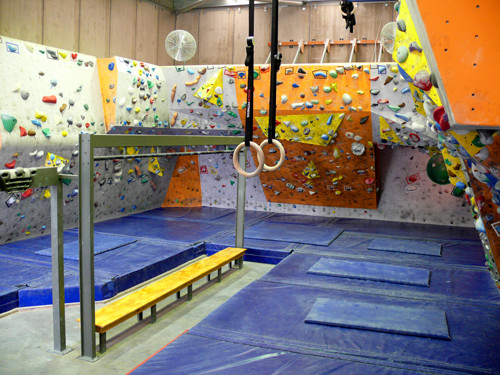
[42,95,57,104]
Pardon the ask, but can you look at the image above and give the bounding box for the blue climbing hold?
[108,62,115,71]
[326,114,333,125]
[31,120,41,127]
[401,87,410,94]
[292,83,299,88]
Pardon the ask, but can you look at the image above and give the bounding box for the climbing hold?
[42,128,51,138]
[357,90,364,95]
[342,93,352,105]
[69,99,75,106]
[310,86,319,94]
[387,105,401,112]
[325,99,332,105]
[185,75,201,86]
[336,67,345,75]
[333,147,341,159]
[351,142,365,156]
[323,86,332,93]
[260,109,268,115]
[290,125,299,132]
[360,116,369,124]
[108,62,115,71]
[401,87,410,94]
[281,95,288,104]
[397,19,406,32]
[413,70,432,91]
[7,43,18,53]
[304,101,313,108]
[370,89,380,95]
[313,71,327,78]
[2,114,18,133]
[329,70,338,78]
[292,83,299,88]
[291,102,304,109]
[20,91,30,100]
[409,41,422,53]
[5,160,16,169]
[297,67,306,74]
[351,73,359,79]
[170,112,178,126]
[378,65,387,74]
[384,76,393,85]
[42,95,57,104]
[396,45,409,63]
[61,130,68,137]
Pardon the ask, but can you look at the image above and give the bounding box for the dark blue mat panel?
[205,235,293,264]
[297,232,486,268]
[189,281,500,374]
[130,334,428,375]
[133,207,234,222]
[262,253,500,306]
[210,210,274,225]
[243,221,343,246]
[34,233,137,260]
[335,218,480,243]
[305,297,450,340]
[308,258,430,287]
[90,216,229,244]
[263,213,333,226]
[368,238,442,257]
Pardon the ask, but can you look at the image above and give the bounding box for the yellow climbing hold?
[335,191,342,195]
[357,90,364,95]
[390,66,399,73]
[135,107,141,113]
[58,51,68,59]
[61,130,68,137]
[42,189,51,199]
[331,83,338,92]
[138,69,143,75]
[333,147,341,159]
[325,99,333,105]
[332,175,343,183]
[35,111,47,122]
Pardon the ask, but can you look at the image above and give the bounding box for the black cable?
[244,0,255,147]
[268,0,282,144]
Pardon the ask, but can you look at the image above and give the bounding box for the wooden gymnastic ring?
[233,141,265,178]
[260,139,285,172]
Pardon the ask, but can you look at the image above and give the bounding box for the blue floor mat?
[263,213,333,226]
[307,258,430,287]
[296,232,486,268]
[133,207,234,222]
[368,238,442,257]
[243,221,343,246]
[335,218,480,243]
[189,281,500,374]
[305,297,450,340]
[129,333,428,375]
[34,233,137,260]
[206,235,293,265]
[261,252,500,306]
[91,216,229,244]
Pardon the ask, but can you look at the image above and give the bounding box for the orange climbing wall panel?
[162,155,202,207]
[413,0,500,127]
[235,64,378,209]
[97,57,118,132]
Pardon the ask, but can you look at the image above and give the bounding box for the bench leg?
[229,261,232,269]
[176,291,181,299]
[207,273,211,282]
[151,305,157,324]
[238,256,244,269]
[187,285,193,301]
[99,332,106,353]
[137,312,143,322]
[217,268,222,283]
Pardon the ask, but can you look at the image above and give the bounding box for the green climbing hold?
[387,105,401,112]
[231,130,242,135]
[217,97,223,107]
[472,135,485,148]
[84,104,89,110]
[77,60,83,66]
[253,70,259,79]
[41,128,52,138]
[228,124,236,128]
[147,80,154,89]
[260,109,268,115]
[396,45,409,63]
[329,70,338,79]
[323,86,332,93]
[1,114,18,133]
[426,153,450,185]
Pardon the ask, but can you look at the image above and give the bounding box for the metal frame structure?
[78,133,246,361]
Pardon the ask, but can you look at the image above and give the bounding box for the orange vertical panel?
[97,57,118,132]
[162,155,202,207]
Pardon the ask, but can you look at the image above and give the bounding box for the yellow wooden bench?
[84,247,245,352]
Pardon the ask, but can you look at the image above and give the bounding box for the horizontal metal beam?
[89,134,244,148]
[94,149,233,161]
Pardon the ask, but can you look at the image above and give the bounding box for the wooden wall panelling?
[110,0,137,59]
[198,8,234,65]
[278,6,310,64]
[157,6,176,65]
[0,0,43,43]
[309,4,350,63]
[79,0,111,58]
[352,3,394,62]
[136,0,159,64]
[175,10,199,65]
[43,0,80,51]
[232,7,272,65]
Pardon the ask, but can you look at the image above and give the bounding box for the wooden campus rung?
[77,247,246,353]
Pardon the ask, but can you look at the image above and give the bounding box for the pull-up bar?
[265,38,383,64]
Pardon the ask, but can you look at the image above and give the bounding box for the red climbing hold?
[42,95,57,103]
[21,188,33,200]
[5,160,16,169]
[20,126,27,137]
[71,53,77,59]
[85,123,90,128]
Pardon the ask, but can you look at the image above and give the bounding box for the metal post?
[320,39,330,63]
[235,150,247,248]
[349,38,357,63]
[378,41,383,62]
[50,179,72,354]
[79,133,97,361]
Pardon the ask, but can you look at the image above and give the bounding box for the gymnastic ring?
[260,139,285,172]
[233,141,265,178]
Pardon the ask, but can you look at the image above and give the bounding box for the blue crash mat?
[305,298,449,340]
[189,281,500,374]
[243,221,343,246]
[368,238,442,257]
[129,333,427,375]
[263,213,333,226]
[297,232,487,268]
[335,217,480,243]
[34,233,137,260]
[90,216,229,244]
[133,207,234,222]
[261,252,500,306]
[307,258,430,287]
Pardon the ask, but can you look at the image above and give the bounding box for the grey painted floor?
[0,260,274,375]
